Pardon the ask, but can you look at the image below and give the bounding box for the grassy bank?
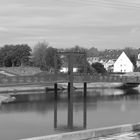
[0,66,42,76]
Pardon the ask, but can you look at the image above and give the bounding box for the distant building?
[136,53,140,67]
[87,57,100,65]
[113,52,134,73]
[138,53,140,60]
[99,59,107,68]
[104,59,116,72]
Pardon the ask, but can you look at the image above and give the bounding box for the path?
[0,70,15,76]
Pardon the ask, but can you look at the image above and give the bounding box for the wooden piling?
[54,83,57,100]
[84,82,87,98]
[68,82,70,99]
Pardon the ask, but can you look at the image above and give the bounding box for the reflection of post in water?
[67,88,87,129]
[54,96,87,130]
[67,97,73,129]
[54,83,57,129]
[83,82,87,129]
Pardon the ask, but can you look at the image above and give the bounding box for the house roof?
[114,51,133,66]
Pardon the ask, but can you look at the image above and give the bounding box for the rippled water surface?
[1,88,140,140]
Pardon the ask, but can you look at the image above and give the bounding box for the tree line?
[0,44,31,67]
[0,42,140,73]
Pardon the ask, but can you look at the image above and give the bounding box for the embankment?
[0,82,123,95]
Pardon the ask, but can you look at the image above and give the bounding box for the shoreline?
[0,82,123,94]
[20,122,140,140]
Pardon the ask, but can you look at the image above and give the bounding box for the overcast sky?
[1,0,140,50]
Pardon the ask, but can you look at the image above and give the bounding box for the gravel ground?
[93,132,140,140]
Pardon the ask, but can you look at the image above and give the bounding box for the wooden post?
[83,53,87,99]
[54,83,57,100]
[84,82,87,98]
[83,53,87,129]
[54,52,58,129]
[54,52,58,99]
[67,54,73,128]
[84,53,87,77]
[55,51,87,130]
[67,54,74,100]
[68,82,70,99]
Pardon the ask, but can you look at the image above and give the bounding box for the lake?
[0,87,140,140]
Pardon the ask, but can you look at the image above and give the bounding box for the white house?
[113,52,134,73]
[136,53,140,67]
[104,59,116,71]
[87,57,100,65]
[99,59,107,68]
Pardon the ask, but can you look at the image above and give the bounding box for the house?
[113,52,134,73]
[99,59,107,68]
[87,57,100,65]
[104,59,116,71]
[136,53,140,67]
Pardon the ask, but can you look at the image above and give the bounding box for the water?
[0,88,140,140]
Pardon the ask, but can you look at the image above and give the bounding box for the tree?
[124,47,137,69]
[129,55,137,69]
[87,47,99,57]
[32,42,62,71]
[32,41,49,69]
[0,44,31,67]
[135,67,140,72]
[45,47,62,71]
[14,44,32,66]
[91,62,107,74]
[78,62,96,74]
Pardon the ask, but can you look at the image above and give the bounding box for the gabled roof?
[114,51,133,66]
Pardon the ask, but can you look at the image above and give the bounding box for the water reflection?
[53,87,140,131]
[0,88,140,140]
[0,88,140,114]
[0,88,139,113]
[54,89,87,130]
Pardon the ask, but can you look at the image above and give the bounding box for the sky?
[1,0,140,50]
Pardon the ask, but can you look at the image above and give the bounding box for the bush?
[91,62,107,74]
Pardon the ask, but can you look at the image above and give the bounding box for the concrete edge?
[20,122,140,140]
